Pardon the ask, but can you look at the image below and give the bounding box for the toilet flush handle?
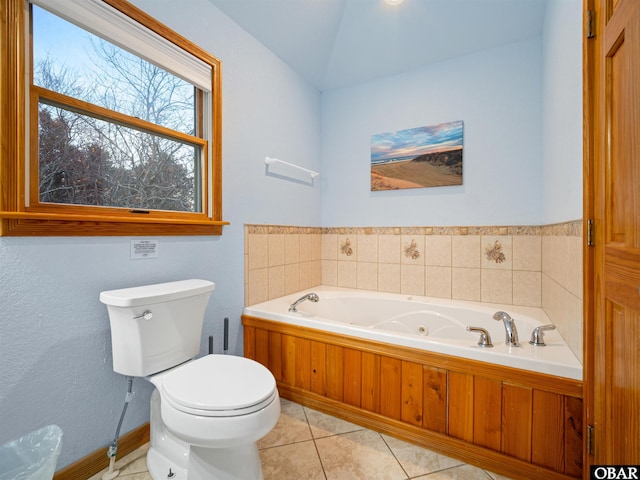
[133,310,153,321]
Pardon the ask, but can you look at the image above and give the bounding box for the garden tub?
[243,286,582,380]
[242,287,584,479]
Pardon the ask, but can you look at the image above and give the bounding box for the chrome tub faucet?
[289,293,319,312]
[466,326,493,347]
[529,324,556,346]
[493,311,520,346]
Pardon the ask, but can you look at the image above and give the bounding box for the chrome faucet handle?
[466,326,493,348]
[133,310,153,321]
[529,324,556,346]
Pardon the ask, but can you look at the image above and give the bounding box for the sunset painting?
[371,121,463,191]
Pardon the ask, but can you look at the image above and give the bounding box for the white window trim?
[30,0,212,91]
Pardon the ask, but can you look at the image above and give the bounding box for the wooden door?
[586,0,640,468]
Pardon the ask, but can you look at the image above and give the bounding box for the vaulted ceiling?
[208,0,547,91]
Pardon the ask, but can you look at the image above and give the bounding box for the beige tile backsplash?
[541,230,583,363]
[245,226,322,306]
[245,221,583,363]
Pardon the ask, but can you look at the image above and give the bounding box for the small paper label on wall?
[131,240,159,259]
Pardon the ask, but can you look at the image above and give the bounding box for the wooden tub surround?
[242,316,583,480]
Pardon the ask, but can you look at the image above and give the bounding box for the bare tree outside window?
[32,5,202,213]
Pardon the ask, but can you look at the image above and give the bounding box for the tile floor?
[90,399,514,480]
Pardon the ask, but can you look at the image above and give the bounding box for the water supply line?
[223,317,229,354]
[208,318,229,355]
[102,376,134,480]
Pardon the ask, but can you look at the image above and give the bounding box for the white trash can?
[0,425,63,480]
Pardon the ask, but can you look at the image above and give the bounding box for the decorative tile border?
[247,221,581,237]
[246,225,323,234]
[540,220,582,237]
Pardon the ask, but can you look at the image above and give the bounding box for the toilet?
[99,279,280,480]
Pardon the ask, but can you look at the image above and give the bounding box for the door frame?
[582,0,597,474]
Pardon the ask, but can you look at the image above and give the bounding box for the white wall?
[541,0,583,223]
[320,37,543,227]
[0,0,321,468]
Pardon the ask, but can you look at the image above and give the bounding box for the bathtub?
[243,286,582,381]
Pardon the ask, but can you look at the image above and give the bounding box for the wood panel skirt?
[242,315,583,480]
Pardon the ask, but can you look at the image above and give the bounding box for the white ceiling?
[208,0,547,91]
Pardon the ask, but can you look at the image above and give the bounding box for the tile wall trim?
[246,220,582,236]
[540,220,582,236]
[317,222,582,236]
[246,225,322,234]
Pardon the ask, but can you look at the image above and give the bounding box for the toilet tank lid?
[99,279,215,307]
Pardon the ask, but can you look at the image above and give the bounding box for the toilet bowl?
[147,355,280,479]
[100,280,280,479]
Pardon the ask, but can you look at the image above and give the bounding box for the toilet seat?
[160,355,277,417]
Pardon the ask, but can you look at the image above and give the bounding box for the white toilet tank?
[100,279,215,377]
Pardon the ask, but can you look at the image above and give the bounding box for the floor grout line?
[258,437,315,451]
[378,432,411,480]
[88,399,514,480]
[311,438,329,480]
[300,406,329,479]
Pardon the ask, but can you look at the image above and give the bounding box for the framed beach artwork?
[371,120,464,191]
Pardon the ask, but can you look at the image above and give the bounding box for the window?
[0,0,226,236]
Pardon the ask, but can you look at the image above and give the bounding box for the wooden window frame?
[0,0,227,236]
